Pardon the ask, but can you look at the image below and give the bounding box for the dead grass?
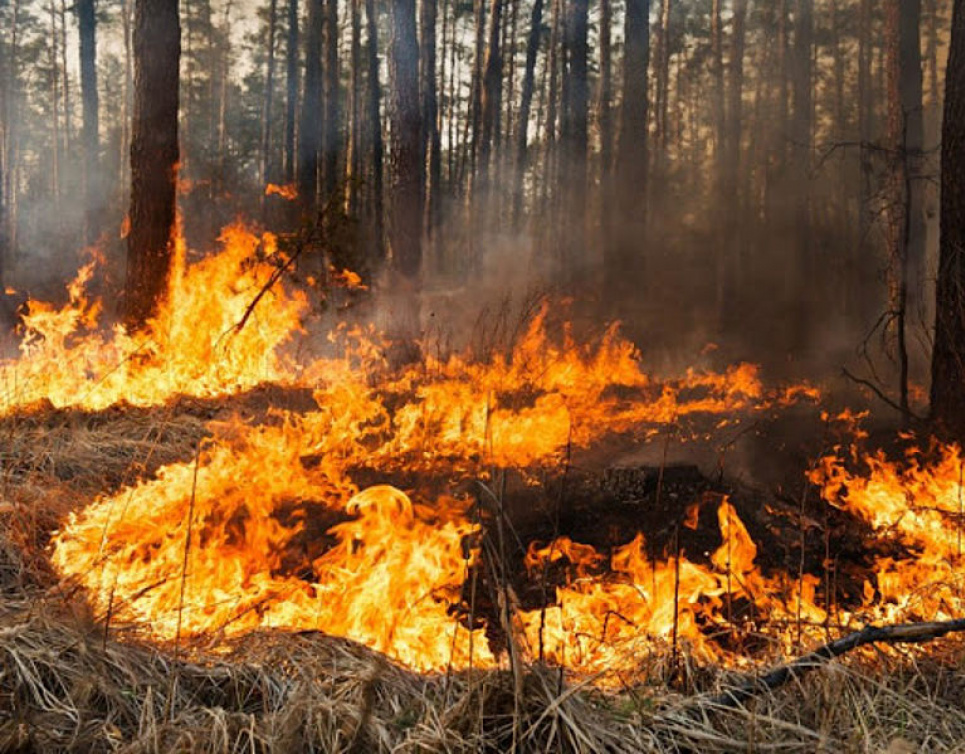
[3,403,965,752]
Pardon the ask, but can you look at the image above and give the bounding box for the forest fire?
[2,222,949,685]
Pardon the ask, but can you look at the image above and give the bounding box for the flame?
[810,440,965,623]
[265,183,298,201]
[1,224,308,413]
[25,220,852,679]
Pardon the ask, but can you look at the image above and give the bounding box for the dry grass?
[3,404,965,752]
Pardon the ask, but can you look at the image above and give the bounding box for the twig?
[702,618,965,710]
[841,367,924,422]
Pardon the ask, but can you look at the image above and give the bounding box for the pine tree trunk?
[125,0,180,329]
[298,0,322,210]
[929,0,965,435]
[284,0,298,184]
[421,0,441,243]
[609,0,648,291]
[561,0,588,277]
[346,0,362,215]
[77,0,100,244]
[321,0,338,198]
[512,0,544,227]
[260,0,279,194]
[388,0,423,342]
[364,0,384,261]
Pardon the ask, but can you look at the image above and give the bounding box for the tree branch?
[702,618,965,709]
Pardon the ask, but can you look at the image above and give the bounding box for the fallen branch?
[703,618,965,709]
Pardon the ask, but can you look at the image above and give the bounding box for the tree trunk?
[364,0,384,262]
[388,0,423,343]
[858,0,873,251]
[608,0,649,290]
[421,0,441,242]
[929,0,965,435]
[512,0,544,227]
[561,0,588,277]
[77,0,100,245]
[321,0,338,198]
[125,0,180,329]
[597,0,613,242]
[48,0,62,205]
[789,0,813,346]
[711,0,725,189]
[346,0,362,215]
[284,0,298,184]
[260,0,279,195]
[298,0,322,211]
[899,0,926,319]
[654,0,672,185]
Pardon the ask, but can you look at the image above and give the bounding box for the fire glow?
[9,225,960,680]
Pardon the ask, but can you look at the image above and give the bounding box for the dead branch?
[702,618,965,710]
[841,367,924,422]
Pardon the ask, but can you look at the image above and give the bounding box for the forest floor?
[2,395,965,753]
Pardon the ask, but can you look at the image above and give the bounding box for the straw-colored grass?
[4,402,965,752]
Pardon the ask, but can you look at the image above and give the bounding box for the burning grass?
[5,222,965,749]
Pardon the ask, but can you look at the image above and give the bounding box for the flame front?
[29,222,955,679]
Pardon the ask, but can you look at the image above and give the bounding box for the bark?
[321,0,338,197]
[121,0,133,192]
[346,0,362,215]
[608,0,648,290]
[364,0,384,261]
[260,0,279,192]
[77,0,100,244]
[930,0,965,435]
[790,0,813,345]
[726,0,747,195]
[479,0,504,185]
[561,0,588,275]
[597,0,613,233]
[858,0,873,248]
[421,0,441,240]
[125,0,180,329]
[59,0,71,158]
[387,0,423,342]
[512,0,544,226]
[48,0,62,204]
[284,0,298,184]
[900,0,926,315]
[654,0,672,179]
[711,0,725,187]
[298,0,322,210]
[388,0,423,281]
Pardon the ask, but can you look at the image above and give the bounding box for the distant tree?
[929,0,965,435]
[125,0,180,328]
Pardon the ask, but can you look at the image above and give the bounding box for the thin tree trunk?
[121,0,133,193]
[364,0,384,261]
[858,0,873,250]
[260,0,279,196]
[512,0,544,227]
[77,0,100,244]
[298,0,322,210]
[48,0,62,205]
[711,0,725,189]
[321,0,338,198]
[421,0,441,242]
[284,0,298,184]
[609,0,649,290]
[560,0,588,278]
[597,0,613,242]
[59,0,71,159]
[126,0,180,328]
[346,0,362,215]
